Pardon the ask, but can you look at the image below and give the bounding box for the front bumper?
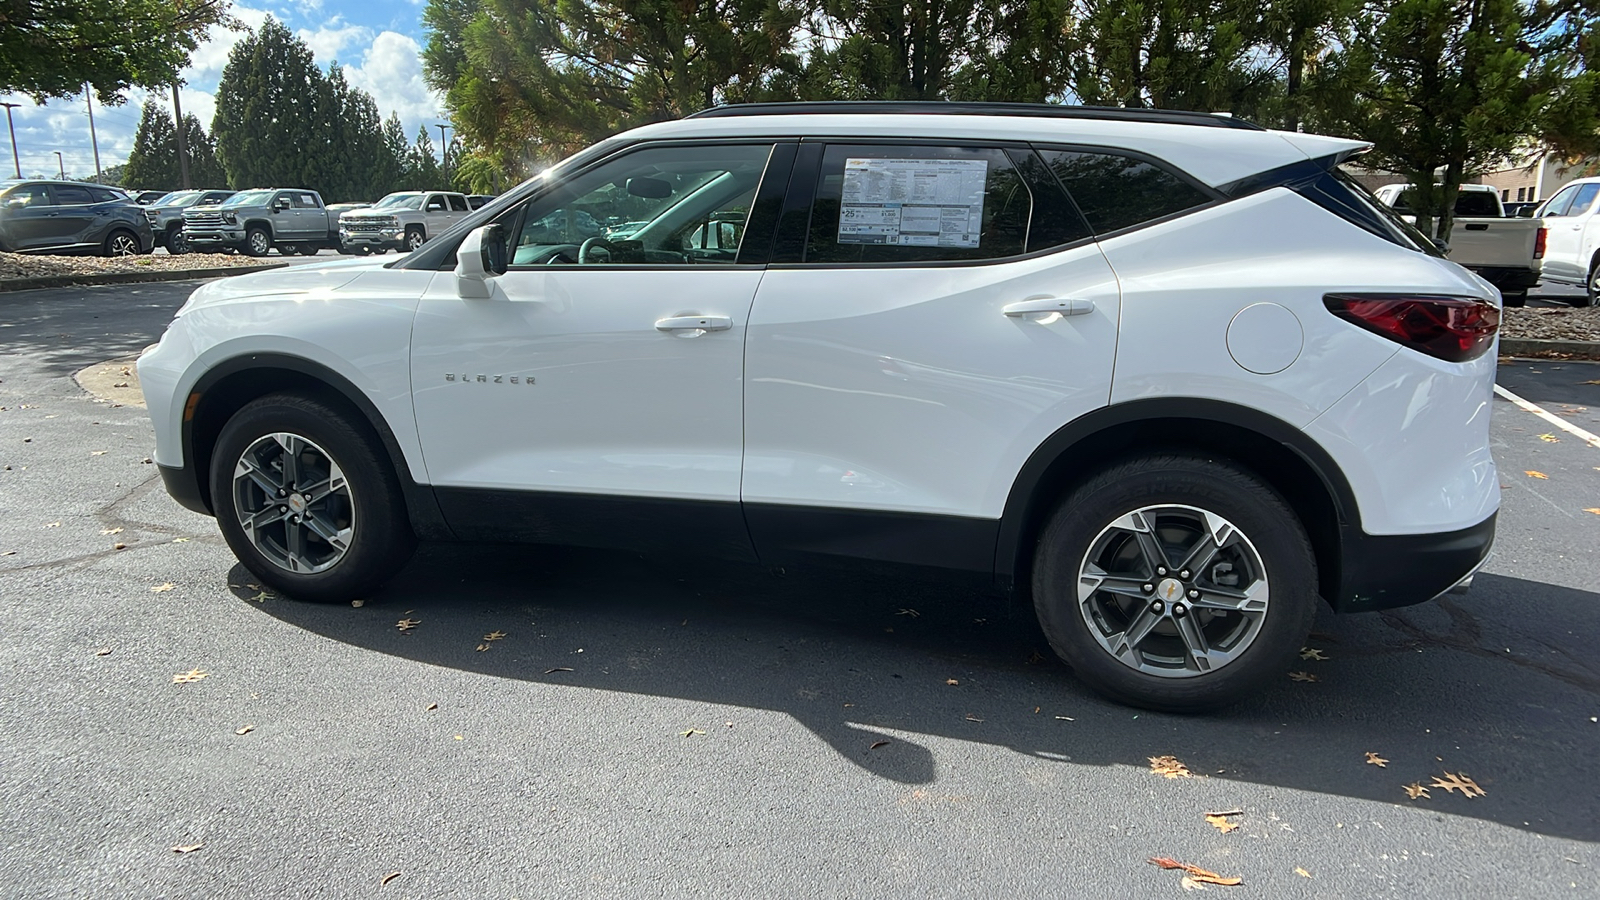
[158,463,212,516]
[1330,512,1496,612]
[340,230,405,251]
[185,228,245,248]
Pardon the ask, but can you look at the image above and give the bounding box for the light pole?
[53,151,64,178]
[84,84,102,182]
[0,102,20,178]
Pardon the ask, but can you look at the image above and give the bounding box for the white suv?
[139,103,1501,710]
[1530,176,1600,305]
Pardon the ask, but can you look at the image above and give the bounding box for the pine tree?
[378,112,411,194]
[212,18,325,190]
[409,126,442,191]
[181,114,228,188]
[122,102,180,192]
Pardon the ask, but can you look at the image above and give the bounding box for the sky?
[0,1,446,182]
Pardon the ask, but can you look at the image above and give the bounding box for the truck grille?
[185,212,224,227]
[342,217,394,233]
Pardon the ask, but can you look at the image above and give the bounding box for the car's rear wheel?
[103,229,140,257]
[298,244,318,257]
[1032,454,1317,711]
[1582,261,1600,307]
[210,394,415,602]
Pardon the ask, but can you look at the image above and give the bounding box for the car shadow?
[236,547,1600,843]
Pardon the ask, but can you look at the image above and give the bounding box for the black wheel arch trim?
[994,397,1363,603]
[175,353,452,539]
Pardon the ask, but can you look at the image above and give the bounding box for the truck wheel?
[245,227,272,257]
[210,393,416,602]
[405,227,425,252]
[167,228,189,255]
[298,244,319,257]
[102,229,141,257]
[280,244,300,256]
[1583,263,1600,307]
[1031,454,1317,712]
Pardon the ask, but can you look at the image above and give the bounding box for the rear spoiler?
[1214,135,1373,198]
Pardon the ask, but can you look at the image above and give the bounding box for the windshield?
[373,192,425,210]
[1390,187,1502,218]
[222,190,274,208]
[155,190,202,207]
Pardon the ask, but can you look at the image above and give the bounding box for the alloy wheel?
[108,233,139,256]
[407,231,424,251]
[1076,504,1269,678]
[232,432,354,574]
[250,231,270,255]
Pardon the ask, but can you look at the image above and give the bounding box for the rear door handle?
[655,315,732,335]
[1003,298,1095,319]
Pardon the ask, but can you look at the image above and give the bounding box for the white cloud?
[341,31,446,143]
[184,6,273,86]
[297,20,374,64]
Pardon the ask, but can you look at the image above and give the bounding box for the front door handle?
[1003,298,1095,319]
[655,315,732,335]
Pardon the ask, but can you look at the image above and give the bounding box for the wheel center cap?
[287,493,308,514]
[1157,578,1185,603]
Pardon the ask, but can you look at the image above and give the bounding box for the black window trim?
[1029,141,1227,244]
[495,138,798,274]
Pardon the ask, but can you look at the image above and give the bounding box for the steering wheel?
[578,236,618,264]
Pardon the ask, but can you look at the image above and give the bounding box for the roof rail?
[686,101,1265,131]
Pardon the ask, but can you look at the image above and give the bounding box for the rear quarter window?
[1035,149,1212,234]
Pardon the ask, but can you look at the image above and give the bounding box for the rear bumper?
[1330,512,1495,612]
[1465,265,1541,293]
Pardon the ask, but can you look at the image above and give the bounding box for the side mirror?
[454,225,506,299]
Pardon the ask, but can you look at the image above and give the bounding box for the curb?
[0,262,287,293]
[1500,337,1600,359]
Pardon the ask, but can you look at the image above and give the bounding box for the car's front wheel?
[210,394,416,602]
[1032,454,1317,711]
[405,227,425,252]
[244,227,272,257]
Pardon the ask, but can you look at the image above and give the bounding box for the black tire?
[298,244,319,257]
[404,227,425,252]
[280,244,300,256]
[353,245,371,256]
[209,393,416,603]
[1501,290,1527,308]
[244,226,272,257]
[1582,262,1599,307]
[1031,454,1317,712]
[102,228,140,257]
[167,227,189,255]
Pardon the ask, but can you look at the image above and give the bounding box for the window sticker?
[837,157,989,247]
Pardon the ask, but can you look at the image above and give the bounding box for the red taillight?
[1323,294,1499,362]
[1534,226,1547,259]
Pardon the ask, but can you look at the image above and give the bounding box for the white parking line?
[1493,383,1600,450]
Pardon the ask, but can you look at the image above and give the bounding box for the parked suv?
[183,188,338,257]
[139,103,1501,710]
[144,189,236,254]
[338,190,471,254]
[1529,176,1600,306]
[0,180,154,256]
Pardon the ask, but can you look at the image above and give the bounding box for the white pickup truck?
[1373,183,1546,306]
[1527,177,1600,307]
[337,191,471,255]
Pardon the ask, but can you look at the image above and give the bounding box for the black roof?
[686,101,1264,131]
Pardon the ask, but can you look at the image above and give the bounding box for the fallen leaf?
[1288,671,1319,682]
[1148,857,1242,886]
[1055,715,1075,721]
[235,724,253,735]
[172,668,209,684]
[1300,647,1328,661]
[43,521,60,528]
[946,678,959,685]
[351,599,364,608]
[1538,433,1560,443]
[1404,782,1430,800]
[170,843,203,854]
[896,608,920,618]
[1365,751,1389,767]
[1180,876,1207,891]
[94,648,111,656]
[91,450,107,456]
[172,537,189,543]
[1526,470,1549,479]
[964,713,984,722]
[679,728,706,737]
[453,735,463,740]
[870,740,891,750]
[249,592,270,603]
[1430,771,1486,798]
[100,527,122,535]
[381,872,401,887]
[1149,755,1193,778]
[425,703,437,711]
[396,618,420,632]
[1294,867,1311,878]
[483,630,506,641]
[1205,813,1239,834]
[150,582,174,593]
[475,644,489,652]
[1580,379,1600,385]
[1584,508,1600,515]
[112,543,126,550]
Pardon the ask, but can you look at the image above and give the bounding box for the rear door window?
[448,194,469,212]
[803,145,1033,264]
[1035,148,1212,234]
[52,184,94,205]
[292,193,319,209]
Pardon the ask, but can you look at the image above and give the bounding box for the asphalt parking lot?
[1,280,1597,898]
